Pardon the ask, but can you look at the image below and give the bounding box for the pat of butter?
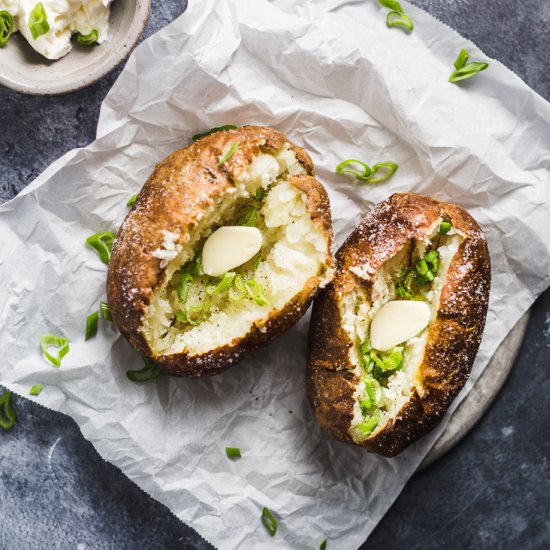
[202,226,262,277]
[370,300,431,351]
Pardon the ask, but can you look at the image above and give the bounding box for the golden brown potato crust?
[107,125,333,377]
[307,193,490,457]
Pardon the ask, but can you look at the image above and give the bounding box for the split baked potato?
[307,193,490,457]
[108,125,334,377]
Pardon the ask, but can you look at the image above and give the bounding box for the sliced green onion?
[335,159,372,181]
[359,408,380,435]
[0,391,16,431]
[449,61,489,83]
[439,221,452,235]
[253,187,268,202]
[386,11,414,32]
[207,272,236,295]
[366,162,399,183]
[238,206,258,227]
[28,2,49,40]
[76,29,99,46]
[363,377,383,408]
[127,193,138,206]
[100,301,112,321]
[244,279,269,306]
[85,311,99,340]
[126,359,161,382]
[225,447,242,459]
[396,269,415,299]
[40,334,69,368]
[261,507,278,537]
[192,125,238,142]
[454,48,469,70]
[378,0,403,12]
[320,539,328,550]
[424,249,440,269]
[217,142,239,166]
[253,255,262,271]
[0,11,14,47]
[182,255,204,277]
[177,272,194,304]
[228,274,246,302]
[29,384,44,396]
[86,232,116,264]
[336,159,398,183]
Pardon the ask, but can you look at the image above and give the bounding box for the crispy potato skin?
[107,125,333,377]
[307,193,491,457]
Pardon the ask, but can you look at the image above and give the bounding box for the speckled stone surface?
[1,1,549,548]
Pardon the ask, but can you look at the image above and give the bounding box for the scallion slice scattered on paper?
[86,232,116,264]
[40,334,70,368]
[225,447,242,459]
[85,311,99,340]
[449,49,489,83]
[29,384,44,396]
[261,507,278,537]
[126,359,161,383]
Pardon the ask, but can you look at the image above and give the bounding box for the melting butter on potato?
[202,226,263,277]
[370,300,431,351]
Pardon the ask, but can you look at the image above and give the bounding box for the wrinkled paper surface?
[2,1,550,548]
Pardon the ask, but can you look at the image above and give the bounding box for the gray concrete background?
[1,0,549,548]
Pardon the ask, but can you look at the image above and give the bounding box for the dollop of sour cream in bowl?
[0,0,114,60]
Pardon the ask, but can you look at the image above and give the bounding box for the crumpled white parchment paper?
[1,1,550,548]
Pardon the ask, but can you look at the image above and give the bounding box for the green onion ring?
[100,301,112,321]
[192,125,238,142]
[28,2,49,40]
[225,447,242,459]
[449,61,489,83]
[0,11,14,47]
[217,142,239,166]
[439,221,452,235]
[207,272,236,295]
[386,11,414,32]
[76,28,99,46]
[238,206,258,227]
[378,0,403,13]
[127,193,138,206]
[29,384,44,396]
[40,334,70,368]
[320,539,328,550]
[335,159,372,180]
[359,408,380,435]
[261,507,278,537]
[454,48,469,70]
[244,279,269,306]
[0,391,16,430]
[85,311,99,340]
[366,162,399,183]
[86,232,116,264]
[126,359,161,382]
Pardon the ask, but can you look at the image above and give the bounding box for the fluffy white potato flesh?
[342,224,463,443]
[142,147,331,356]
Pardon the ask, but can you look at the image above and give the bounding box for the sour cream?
[0,0,113,60]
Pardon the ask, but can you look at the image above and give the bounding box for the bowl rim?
[0,0,151,96]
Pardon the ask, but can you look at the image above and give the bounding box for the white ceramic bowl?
[0,0,150,95]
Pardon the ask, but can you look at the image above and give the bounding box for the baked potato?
[107,125,334,377]
[307,193,490,457]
